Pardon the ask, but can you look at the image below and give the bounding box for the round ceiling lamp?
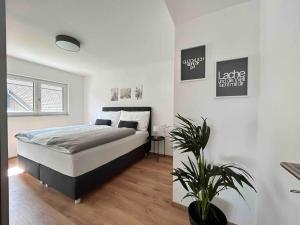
[55,35,80,52]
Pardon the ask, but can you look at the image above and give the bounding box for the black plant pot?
[188,201,227,225]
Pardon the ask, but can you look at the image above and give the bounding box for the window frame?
[7,74,69,117]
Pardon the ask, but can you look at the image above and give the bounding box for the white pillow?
[119,111,150,131]
[98,111,121,127]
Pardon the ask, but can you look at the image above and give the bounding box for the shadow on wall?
[256,162,296,225]
[212,197,233,218]
[215,154,257,223]
[219,155,256,171]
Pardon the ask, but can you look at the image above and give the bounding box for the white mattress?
[17,131,149,177]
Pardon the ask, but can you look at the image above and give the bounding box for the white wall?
[84,60,174,155]
[256,0,300,224]
[173,2,259,225]
[83,0,175,156]
[7,56,85,157]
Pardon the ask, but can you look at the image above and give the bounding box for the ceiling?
[6,0,250,77]
[6,0,174,76]
[165,0,250,24]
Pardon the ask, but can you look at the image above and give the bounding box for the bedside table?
[149,136,165,161]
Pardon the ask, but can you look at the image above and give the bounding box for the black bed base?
[18,142,150,200]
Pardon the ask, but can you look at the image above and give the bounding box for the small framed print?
[135,85,143,100]
[181,45,206,81]
[120,88,131,100]
[110,88,118,101]
[216,57,248,97]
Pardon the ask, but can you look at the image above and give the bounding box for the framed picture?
[135,85,143,100]
[216,57,248,97]
[120,88,131,100]
[181,45,205,81]
[110,88,118,101]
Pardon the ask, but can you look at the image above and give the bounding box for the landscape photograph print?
[120,88,131,100]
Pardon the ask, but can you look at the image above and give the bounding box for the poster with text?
[181,45,205,81]
[216,57,248,97]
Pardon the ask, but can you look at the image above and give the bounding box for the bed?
[16,107,152,203]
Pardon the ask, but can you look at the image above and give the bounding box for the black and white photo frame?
[110,88,119,101]
[110,85,143,101]
[181,45,206,81]
[135,85,143,100]
[120,88,132,100]
[216,57,248,97]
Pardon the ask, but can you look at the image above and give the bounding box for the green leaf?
[169,114,256,222]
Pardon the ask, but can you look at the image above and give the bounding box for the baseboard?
[171,201,187,210]
[148,152,173,158]
[8,156,17,160]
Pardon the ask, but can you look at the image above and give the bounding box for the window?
[7,78,34,113]
[7,75,68,116]
[40,83,64,113]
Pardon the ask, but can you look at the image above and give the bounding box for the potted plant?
[170,114,256,225]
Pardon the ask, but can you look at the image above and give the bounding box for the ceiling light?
[55,35,80,52]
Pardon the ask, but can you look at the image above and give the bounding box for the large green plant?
[170,114,256,222]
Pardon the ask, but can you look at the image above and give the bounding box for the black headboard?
[102,107,152,135]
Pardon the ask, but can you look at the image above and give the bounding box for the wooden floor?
[9,156,190,225]
[9,156,235,225]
